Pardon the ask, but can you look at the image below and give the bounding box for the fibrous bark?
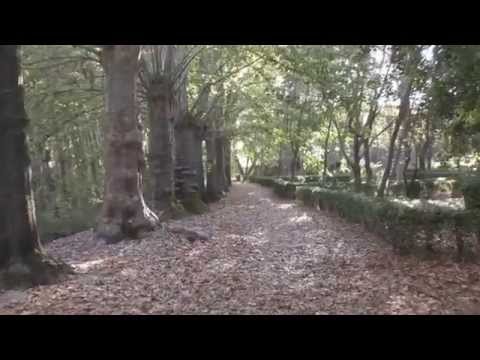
[148,78,176,217]
[0,45,71,289]
[205,129,222,202]
[175,113,207,214]
[96,45,158,243]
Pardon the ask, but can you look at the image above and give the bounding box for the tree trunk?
[90,158,101,199]
[0,45,71,288]
[290,148,298,179]
[377,77,412,198]
[279,144,292,177]
[364,139,373,185]
[246,157,258,179]
[419,115,432,172]
[225,138,232,188]
[323,116,333,180]
[43,148,56,210]
[352,135,362,192]
[96,45,158,243]
[215,134,227,193]
[419,145,426,171]
[235,155,246,182]
[426,140,433,171]
[58,151,69,203]
[205,129,221,202]
[148,79,176,217]
[174,114,207,214]
[363,108,378,187]
[394,118,412,182]
[195,126,206,194]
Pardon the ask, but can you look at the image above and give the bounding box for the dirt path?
[2,183,480,314]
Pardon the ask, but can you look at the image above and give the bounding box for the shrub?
[251,176,324,199]
[249,176,276,187]
[405,180,422,199]
[390,177,460,199]
[406,169,463,179]
[423,177,457,198]
[461,176,480,210]
[37,204,100,243]
[296,186,480,260]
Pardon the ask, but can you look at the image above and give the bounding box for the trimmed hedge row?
[250,176,480,260]
[296,186,480,260]
[250,175,351,196]
[403,169,466,179]
[250,176,277,187]
[389,178,462,199]
[250,176,323,199]
[461,176,480,210]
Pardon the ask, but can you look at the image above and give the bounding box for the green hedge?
[296,186,480,260]
[252,176,479,260]
[404,169,465,179]
[250,176,277,187]
[37,205,100,243]
[250,176,323,199]
[389,178,461,199]
[461,176,480,210]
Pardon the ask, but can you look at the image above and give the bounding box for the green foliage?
[37,205,100,243]
[431,46,480,156]
[389,176,461,199]
[249,176,276,187]
[461,176,480,210]
[19,44,480,243]
[297,186,480,260]
[181,193,208,215]
[22,45,105,238]
[272,179,303,199]
[405,180,422,199]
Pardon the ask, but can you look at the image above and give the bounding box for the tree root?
[181,192,208,214]
[0,250,74,290]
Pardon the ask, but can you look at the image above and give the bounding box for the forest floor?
[2,183,480,314]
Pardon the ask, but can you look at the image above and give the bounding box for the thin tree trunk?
[235,155,246,181]
[377,77,412,198]
[364,140,373,185]
[246,157,258,179]
[58,151,68,203]
[323,116,333,180]
[96,45,158,243]
[394,118,412,182]
[279,144,291,177]
[332,114,362,191]
[419,115,431,172]
[205,129,221,202]
[363,105,378,186]
[195,126,206,194]
[90,159,100,199]
[225,138,232,188]
[43,148,56,210]
[352,135,362,193]
[215,134,227,193]
[0,45,71,288]
[290,146,298,179]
